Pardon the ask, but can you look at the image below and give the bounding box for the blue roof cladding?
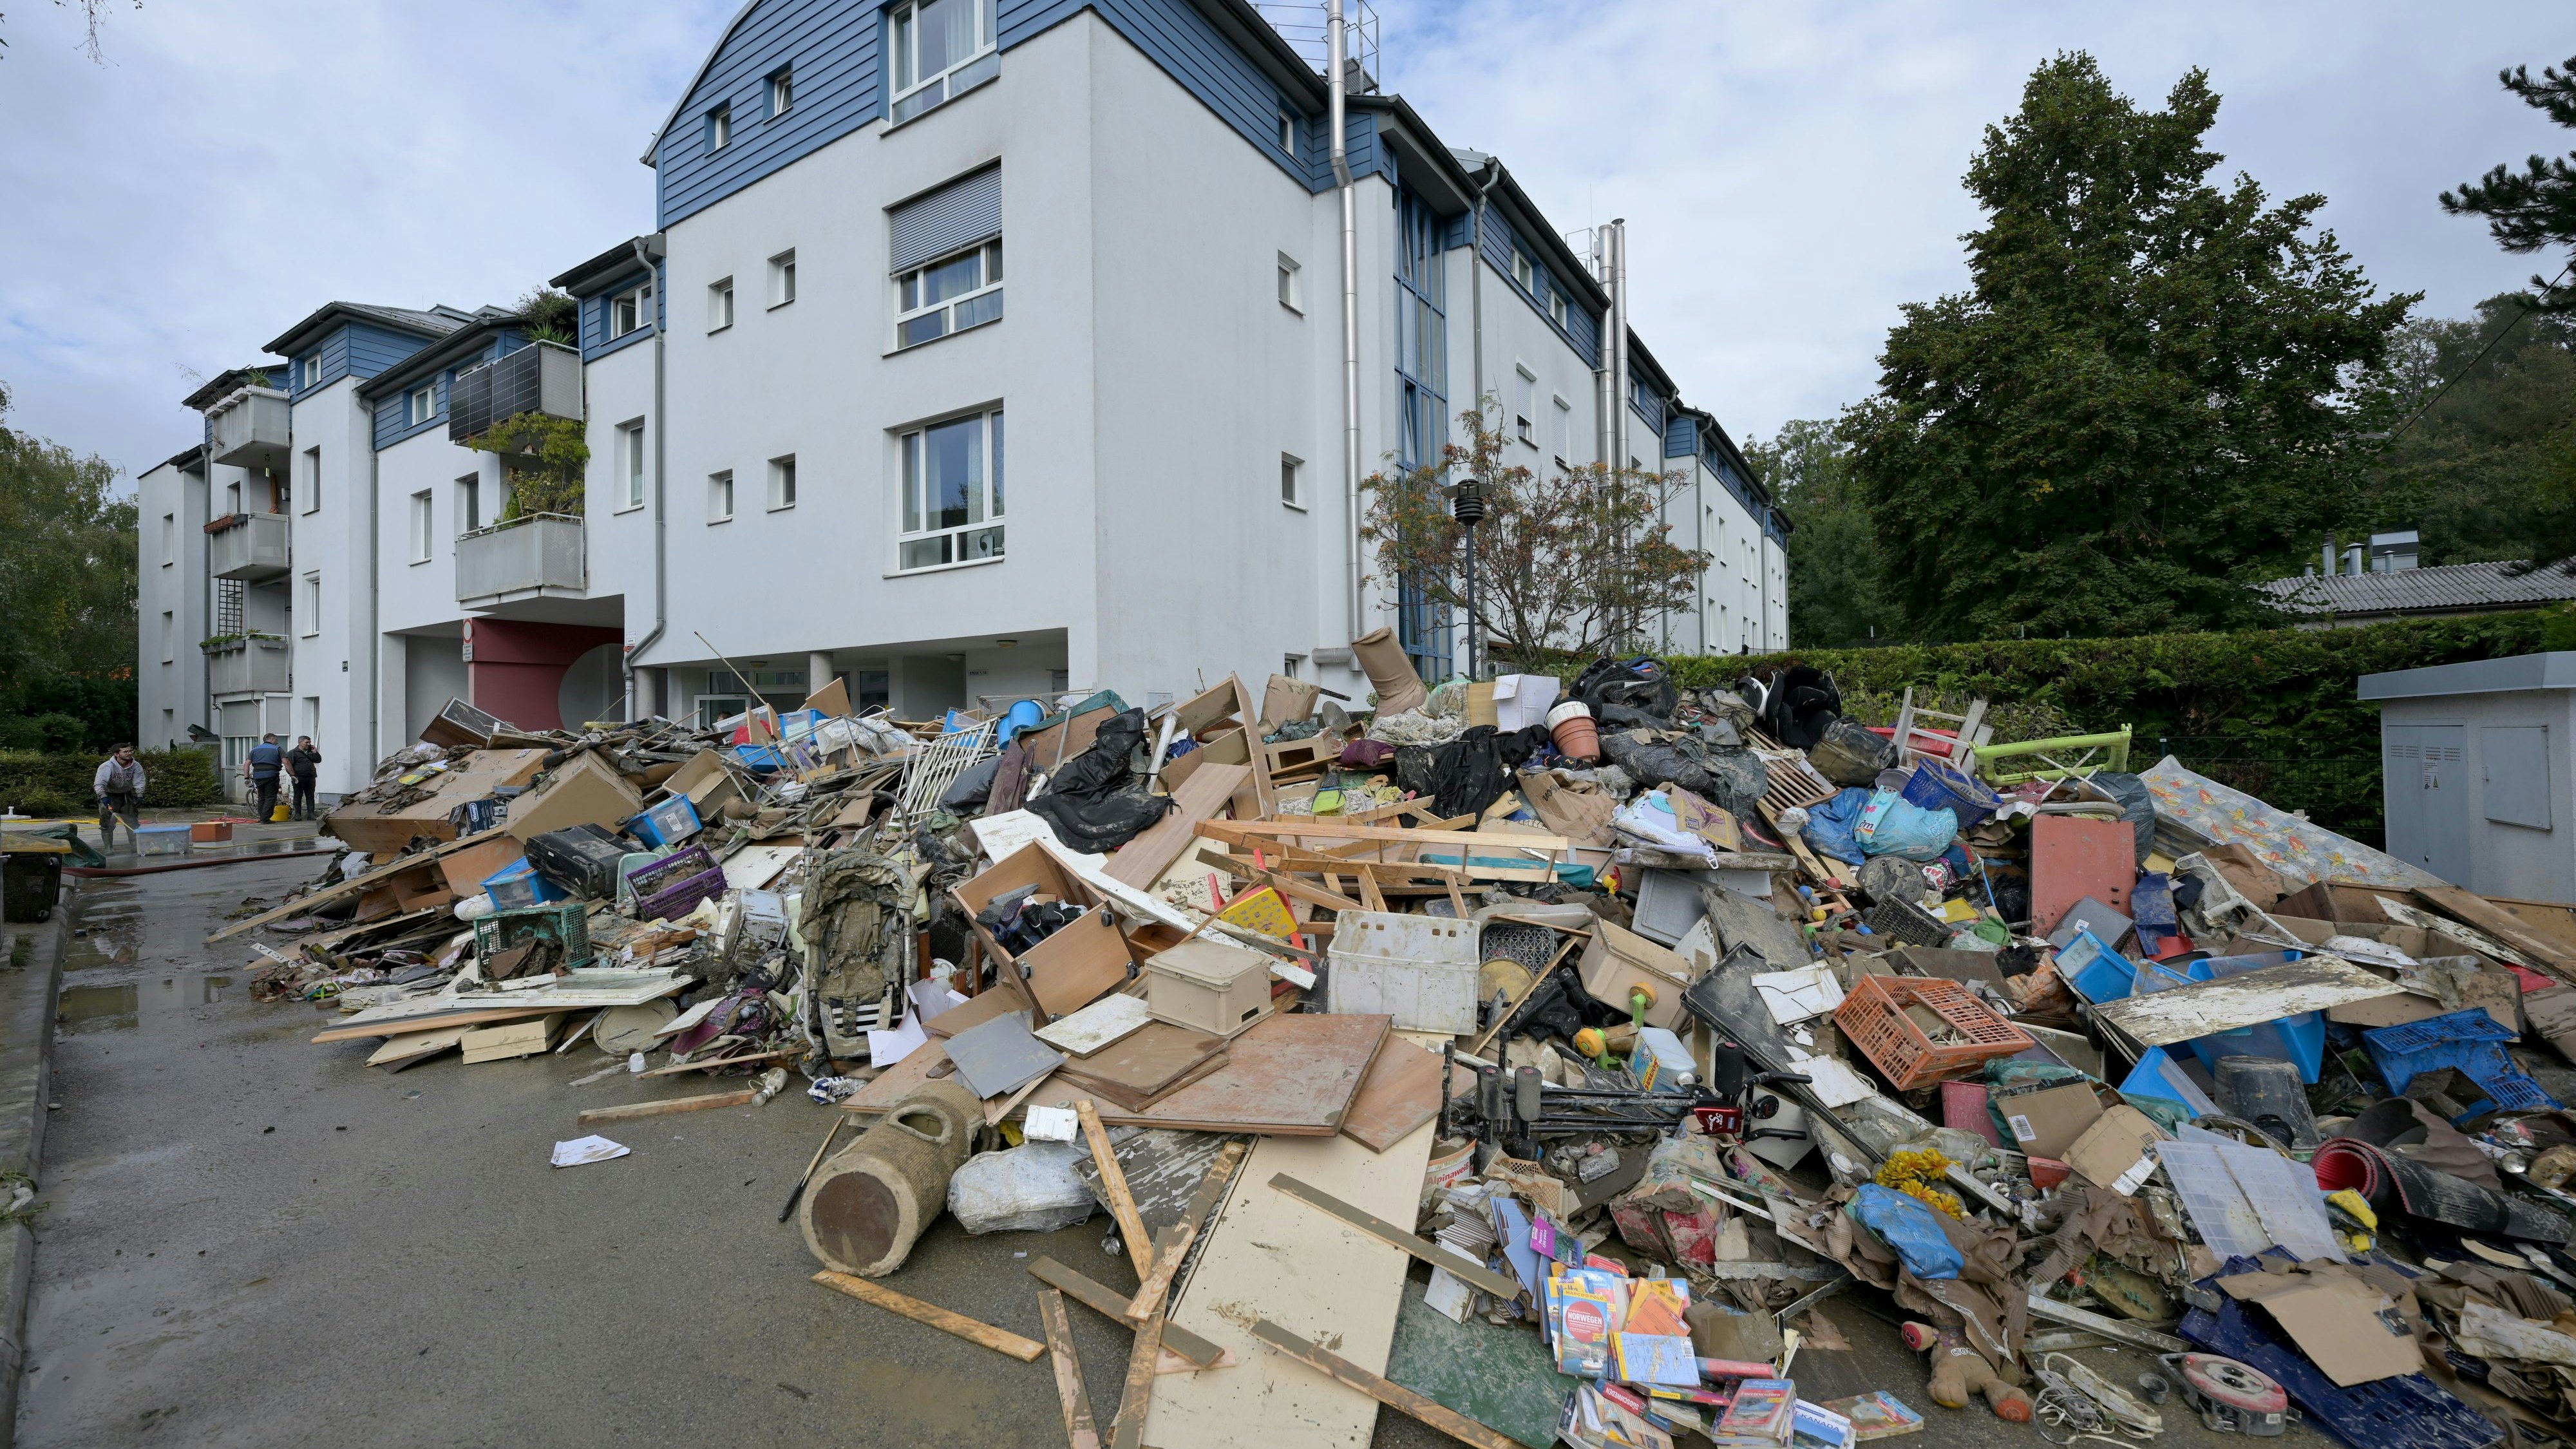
[370,334,528,451]
[1479,204,1599,368]
[654,0,1388,229]
[290,320,452,403]
[579,269,660,363]
[1665,414,1695,458]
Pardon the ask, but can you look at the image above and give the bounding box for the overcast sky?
[2,0,2568,488]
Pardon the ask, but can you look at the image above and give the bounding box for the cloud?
[2,0,2568,484]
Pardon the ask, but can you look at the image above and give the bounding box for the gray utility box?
[2360,650,2576,903]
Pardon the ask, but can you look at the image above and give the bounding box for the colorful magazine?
[1819,1392,1924,1440]
[1792,1399,1854,1449]
[1553,1276,1618,1379]
[1613,1332,1701,1387]
[1712,1378,1797,1447]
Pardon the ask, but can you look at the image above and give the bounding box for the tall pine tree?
[1844,54,2414,641]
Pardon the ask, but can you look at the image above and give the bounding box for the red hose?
[65,848,338,878]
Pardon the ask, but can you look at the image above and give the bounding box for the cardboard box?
[1994,1081,2107,1160]
[661,749,744,819]
[2218,1264,2423,1387]
[506,751,643,842]
[323,747,548,855]
[1580,920,1696,1030]
[2064,1104,2166,1193]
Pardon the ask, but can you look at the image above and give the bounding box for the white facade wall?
[285,380,378,797]
[133,457,208,750]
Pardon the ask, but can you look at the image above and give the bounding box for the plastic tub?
[1327,910,1481,1034]
[134,826,191,857]
[2056,928,2136,1003]
[1899,760,1999,829]
[627,794,701,849]
[482,858,569,911]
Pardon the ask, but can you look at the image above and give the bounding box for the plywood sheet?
[1340,1034,1447,1153]
[2030,815,2136,936]
[1054,1021,1227,1111]
[1112,1012,1389,1136]
[1034,992,1153,1057]
[923,985,1031,1039]
[838,1042,949,1116]
[1144,1124,1437,1449]
[2092,956,2400,1047]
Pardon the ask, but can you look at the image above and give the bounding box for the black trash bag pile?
[1399,724,1553,819]
[1026,707,1173,853]
[1599,726,1768,819]
[1571,657,1679,723]
[1756,665,1842,748]
[1807,717,1895,787]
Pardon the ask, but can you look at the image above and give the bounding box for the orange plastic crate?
[1833,974,2032,1090]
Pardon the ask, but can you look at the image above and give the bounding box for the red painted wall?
[465,620,621,732]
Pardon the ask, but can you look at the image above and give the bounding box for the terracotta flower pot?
[1546,701,1600,762]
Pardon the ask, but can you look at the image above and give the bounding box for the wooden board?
[1267,1173,1524,1302]
[312,1003,575,1045]
[2092,956,2402,1047]
[1107,763,1250,889]
[2029,815,2136,937]
[838,1043,949,1116]
[1034,992,1152,1057]
[1052,1022,1228,1110]
[576,1088,755,1124]
[1106,1012,1388,1136]
[310,971,687,1043]
[924,985,1031,1040]
[1027,1256,1225,1367]
[1142,1124,1438,1449]
[1038,1287,1103,1449]
[2416,884,2576,980]
[811,1271,1045,1361]
[1338,1034,1448,1153]
[206,824,513,943]
[366,1025,468,1070]
[1252,1320,1524,1449]
[2478,895,2576,958]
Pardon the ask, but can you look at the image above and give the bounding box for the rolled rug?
[2313,1134,2571,1245]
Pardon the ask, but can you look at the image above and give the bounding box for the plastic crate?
[1866,895,1948,946]
[482,858,569,911]
[1833,974,2033,1090]
[627,794,701,849]
[625,843,715,898]
[2055,927,2136,1003]
[2364,1007,2557,1113]
[629,842,725,922]
[134,825,191,857]
[473,902,593,971]
[1327,910,1481,1034]
[1900,759,2000,829]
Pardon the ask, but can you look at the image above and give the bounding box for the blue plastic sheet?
[1853,790,1958,862]
[1848,1184,1964,1280]
[1803,788,1871,866]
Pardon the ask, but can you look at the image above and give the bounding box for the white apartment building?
[136,0,1787,804]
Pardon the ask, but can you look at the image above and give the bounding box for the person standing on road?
[243,734,285,823]
[92,744,146,849]
[286,736,322,821]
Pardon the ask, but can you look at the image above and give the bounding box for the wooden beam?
[641,1048,797,1077]
[1124,1140,1247,1323]
[1250,1320,1522,1449]
[1078,1099,1153,1280]
[810,1271,1045,1361]
[1109,1311,1163,1449]
[1267,1173,1524,1302]
[575,1088,756,1125]
[205,826,507,943]
[1200,820,1569,853]
[1039,1287,1103,1449]
[1466,933,1581,1057]
[1025,1257,1225,1367]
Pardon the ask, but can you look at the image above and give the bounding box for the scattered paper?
[867,1011,929,1067]
[1755,966,1846,1025]
[1023,1104,1080,1142]
[551,1134,630,1168]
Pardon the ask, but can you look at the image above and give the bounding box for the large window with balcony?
[889,0,999,124]
[889,166,1002,350]
[898,408,1003,571]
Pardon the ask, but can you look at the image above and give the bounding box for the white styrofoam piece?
[1753,965,1846,1025]
[1033,992,1151,1056]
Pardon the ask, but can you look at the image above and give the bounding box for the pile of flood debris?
[213,645,2576,1449]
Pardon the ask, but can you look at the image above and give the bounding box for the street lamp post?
[1453,475,1485,681]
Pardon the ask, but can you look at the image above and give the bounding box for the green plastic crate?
[473,902,592,970]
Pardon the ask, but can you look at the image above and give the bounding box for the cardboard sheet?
[2219,1265,2423,1387]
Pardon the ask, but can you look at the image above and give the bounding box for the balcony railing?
[205,512,290,581]
[457,513,586,608]
[203,636,290,697]
[206,386,292,470]
[450,342,582,445]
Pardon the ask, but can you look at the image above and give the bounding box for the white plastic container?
[1326,911,1481,1034]
[1146,940,1274,1038]
[1633,1026,1697,1091]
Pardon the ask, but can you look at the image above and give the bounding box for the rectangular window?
[897,408,1003,570]
[299,354,320,390]
[409,490,433,562]
[707,103,732,151]
[1511,249,1533,294]
[1550,292,1569,330]
[160,513,175,565]
[1513,366,1537,447]
[160,611,175,663]
[1278,253,1302,313]
[1280,454,1303,509]
[406,383,435,427]
[225,479,242,515]
[889,0,999,124]
[620,421,646,509]
[768,66,793,117]
[768,454,797,511]
[769,249,797,308]
[1276,108,1296,154]
[300,573,321,635]
[894,240,1002,349]
[301,446,321,514]
[611,281,652,339]
[708,469,734,523]
[457,473,481,533]
[708,278,735,332]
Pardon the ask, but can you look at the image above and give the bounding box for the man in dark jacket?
[286,736,322,821]
[243,734,284,823]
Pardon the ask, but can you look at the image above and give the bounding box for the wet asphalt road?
[12,858,2336,1449]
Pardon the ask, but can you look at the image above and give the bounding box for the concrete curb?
[0,895,73,1446]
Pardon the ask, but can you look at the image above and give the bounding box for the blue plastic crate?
[2056,928,2137,1003]
[627,794,701,849]
[2119,1046,2220,1116]
[2363,1007,2557,1115]
[482,858,569,911]
[1899,759,1999,829]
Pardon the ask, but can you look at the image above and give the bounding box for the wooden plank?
[1253,1320,1523,1449]
[1143,1125,1438,1449]
[1052,1023,1228,1111]
[206,825,512,943]
[1108,763,1251,889]
[810,1271,1045,1362]
[1267,1173,1524,1302]
[366,1025,468,1069]
[641,1047,795,1077]
[2415,884,2576,978]
[1106,1012,1387,1136]
[1466,934,1580,1057]
[575,1088,755,1124]
[1039,1288,1103,1449]
[838,1042,947,1116]
[1026,1257,1225,1367]
[312,1003,578,1045]
[1203,820,1569,852]
[1034,993,1152,1058]
[1110,1312,1164,1449]
[1339,1034,1448,1153]
[2090,956,2403,1047]
[1124,1141,1247,1323]
[1079,1099,1155,1279]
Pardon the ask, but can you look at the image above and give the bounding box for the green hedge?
[0,746,220,817]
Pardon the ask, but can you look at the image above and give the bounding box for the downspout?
[1330,0,1362,640]
[622,232,670,721]
[1469,158,1499,431]
[368,431,381,768]
[1609,218,1629,474]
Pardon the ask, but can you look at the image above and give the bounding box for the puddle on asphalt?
[57,974,236,1035]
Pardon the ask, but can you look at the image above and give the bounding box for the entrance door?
[2386,724,2470,884]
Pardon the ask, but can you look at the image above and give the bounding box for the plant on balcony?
[468,412,589,519]
[515,288,580,348]
[198,630,281,650]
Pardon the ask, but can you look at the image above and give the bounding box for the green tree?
[0,381,137,740]
[1360,405,1709,671]
[2358,298,2576,565]
[1843,53,2414,641]
[2441,55,2576,310]
[1745,419,1886,647]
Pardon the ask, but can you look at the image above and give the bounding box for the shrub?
[0,746,219,815]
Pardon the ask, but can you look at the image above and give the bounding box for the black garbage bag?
[1596,703,1670,732]
[940,754,1003,814]
[1600,727,1716,798]
[1808,717,1896,787]
[1421,724,1551,819]
[1392,744,1440,801]
[2090,772,2156,866]
[1045,707,1148,797]
[1026,789,1171,854]
[1571,657,1679,723]
[1758,665,1842,748]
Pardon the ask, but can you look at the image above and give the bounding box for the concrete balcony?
[205,512,290,581]
[449,342,581,445]
[203,636,290,697]
[457,513,586,609]
[206,386,291,470]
